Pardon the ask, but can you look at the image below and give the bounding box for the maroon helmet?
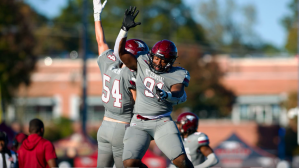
[125,39,149,56]
[150,39,178,73]
[176,112,199,134]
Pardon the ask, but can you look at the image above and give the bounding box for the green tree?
[281,91,299,158]
[0,0,40,119]
[175,52,236,118]
[281,91,298,111]
[44,117,74,142]
[281,0,298,54]
[196,0,279,55]
[30,0,235,118]
[283,0,298,54]
[34,0,209,56]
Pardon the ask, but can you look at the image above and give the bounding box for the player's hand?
[93,0,107,14]
[121,6,141,31]
[155,86,168,102]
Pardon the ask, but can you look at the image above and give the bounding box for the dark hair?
[0,131,8,144]
[29,118,44,133]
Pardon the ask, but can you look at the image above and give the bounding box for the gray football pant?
[122,114,185,161]
[97,120,128,168]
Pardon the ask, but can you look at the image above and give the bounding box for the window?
[87,105,105,122]
[24,105,53,122]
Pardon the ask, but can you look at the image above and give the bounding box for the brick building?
[4,55,297,147]
[216,55,297,125]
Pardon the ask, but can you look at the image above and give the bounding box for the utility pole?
[81,0,88,136]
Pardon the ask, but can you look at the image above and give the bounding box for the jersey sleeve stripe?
[198,136,209,142]
[198,140,209,144]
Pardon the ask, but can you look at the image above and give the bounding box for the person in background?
[12,133,27,153]
[0,131,17,168]
[17,119,57,168]
[176,112,219,168]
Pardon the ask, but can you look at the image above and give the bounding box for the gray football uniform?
[97,49,136,168]
[134,54,190,116]
[122,53,190,162]
[184,132,210,166]
[97,49,136,122]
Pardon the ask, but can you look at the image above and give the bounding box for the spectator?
[0,131,17,168]
[12,133,27,153]
[18,119,57,168]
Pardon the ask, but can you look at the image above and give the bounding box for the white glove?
[93,0,107,21]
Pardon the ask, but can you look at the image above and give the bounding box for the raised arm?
[93,0,109,55]
[116,6,141,71]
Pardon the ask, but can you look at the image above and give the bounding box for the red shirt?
[17,134,57,168]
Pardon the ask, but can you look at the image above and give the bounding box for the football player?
[93,1,149,168]
[114,6,193,168]
[176,112,219,168]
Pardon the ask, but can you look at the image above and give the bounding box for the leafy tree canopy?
[0,0,41,103]
[281,0,298,54]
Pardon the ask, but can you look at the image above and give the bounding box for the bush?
[44,117,74,142]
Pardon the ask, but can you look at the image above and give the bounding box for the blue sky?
[24,0,291,48]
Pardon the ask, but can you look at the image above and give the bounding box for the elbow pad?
[166,91,187,105]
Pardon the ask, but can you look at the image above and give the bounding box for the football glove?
[155,86,168,102]
[121,6,141,31]
[93,0,107,21]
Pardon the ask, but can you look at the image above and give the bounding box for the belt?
[136,114,161,121]
[136,114,154,121]
[103,116,129,124]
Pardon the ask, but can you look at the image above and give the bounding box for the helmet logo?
[186,115,195,121]
[136,41,144,49]
[156,52,164,57]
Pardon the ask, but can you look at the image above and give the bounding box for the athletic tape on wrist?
[94,13,101,21]
[166,91,187,105]
[166,91,172,100]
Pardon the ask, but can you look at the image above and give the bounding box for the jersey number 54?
[102,74,122,108]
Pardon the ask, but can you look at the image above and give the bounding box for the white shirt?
[0,150,17,168]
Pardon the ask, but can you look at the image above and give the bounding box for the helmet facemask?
[148,51,176,74]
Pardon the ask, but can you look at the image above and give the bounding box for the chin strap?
[194,153,219,168]
[165,91,187,105]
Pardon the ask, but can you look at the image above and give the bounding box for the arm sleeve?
[45,142,57,161]
[194,153,219,168]
[113,29,124,63]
